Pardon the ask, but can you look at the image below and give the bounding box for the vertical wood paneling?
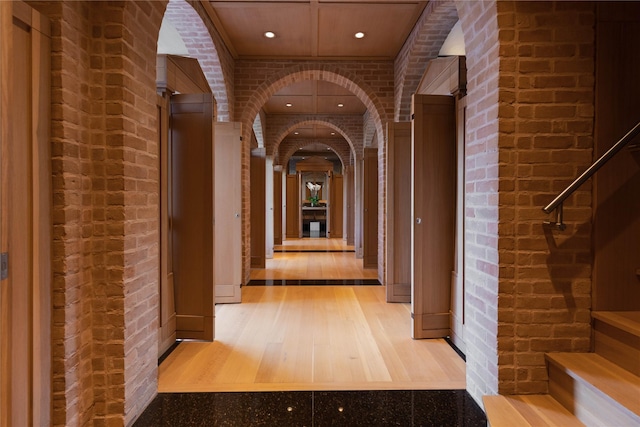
[285,174,300,239]
[0,4,10,424]
[215,122,242,303]
[363,148,378,269]
[346,166,355,246]
[329,174,343,238]
[1,4,51,424]
[251,155,266,267]
[158,93,176,357]
[171,94,215,341]
[385,122,411,302]
[593,4,640,311]
[411,95,455,339]
[273,170,283,245]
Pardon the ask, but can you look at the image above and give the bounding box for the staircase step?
[483,395,585,426]
[592,311,640,376]
[547,352,640,426]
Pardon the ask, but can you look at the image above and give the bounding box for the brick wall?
[494,0,594,395]
[455,0,596,402]
[28,2,96,424]
[455,0,502,401]
[120,3,166,424]
[29,1,168,425]
[266,113,363,160]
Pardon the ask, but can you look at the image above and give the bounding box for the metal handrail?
[543,120,640,229]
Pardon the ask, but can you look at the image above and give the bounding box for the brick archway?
[238,65,389,152]
[270,118,358,166]
[165,0,232,120]
[279,138,353,171]
[394,0,459,121]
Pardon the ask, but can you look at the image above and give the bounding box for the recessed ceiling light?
[264,31,276,39]
[355,32,365,39]
[294,131,299,135]
[286,103,293,107]
[331,132,336,135]
[337,103,344,108]
[326,147,331,150]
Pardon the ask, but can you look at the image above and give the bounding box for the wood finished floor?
[250,238,378,281]
[159,238,465,392]
[159,286,465,392]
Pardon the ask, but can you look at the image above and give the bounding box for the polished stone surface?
[247,279,381,286]
[133,390,486,426]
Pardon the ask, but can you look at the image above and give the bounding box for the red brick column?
[32,1,167,425]
[494,1,594,395]
[454,0,595,402]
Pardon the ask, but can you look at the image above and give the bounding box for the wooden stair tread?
[592,311,640,337]
[483,395,585,426]
[546,352,640,416]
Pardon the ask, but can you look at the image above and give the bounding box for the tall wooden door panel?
[1,3,51,425]
[330,174,343,238]
[285,174,300,239]
[411,95,456,339]
[346,167,355,246]
[274,170,283,245]
[171,94,215,341]
[385,122,411,303]
[215,122,242,303]
[251,155,266,268]
[158,93,176,357]
[363,148,378,269]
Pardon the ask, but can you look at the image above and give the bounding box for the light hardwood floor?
[159,286,466,392]
[251,238,378,280]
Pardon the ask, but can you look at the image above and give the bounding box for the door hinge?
[1,253,8,280]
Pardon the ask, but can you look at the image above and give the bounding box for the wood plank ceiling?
[203,0,429,157]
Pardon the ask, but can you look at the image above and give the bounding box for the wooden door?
[1,3,51,425]
[171,94,215,341]
[285,174,300,238]
[346,166,355,245]
[385,122,411,303]
[450,98,466,352]
[215,122,242,303]
[158,93,176,356]
[274,170,283,245]
[411,95,455,339]
[363,148,378,269]
[329,174,343,238]
[251,155,266,267]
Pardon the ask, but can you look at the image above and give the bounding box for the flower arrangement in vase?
[306,182,321,206]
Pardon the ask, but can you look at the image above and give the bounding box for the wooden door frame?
[385,122,411,303]
[363,148,378,269]
[1,3,52,424]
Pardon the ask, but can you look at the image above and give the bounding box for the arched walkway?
[272,118,357,167]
